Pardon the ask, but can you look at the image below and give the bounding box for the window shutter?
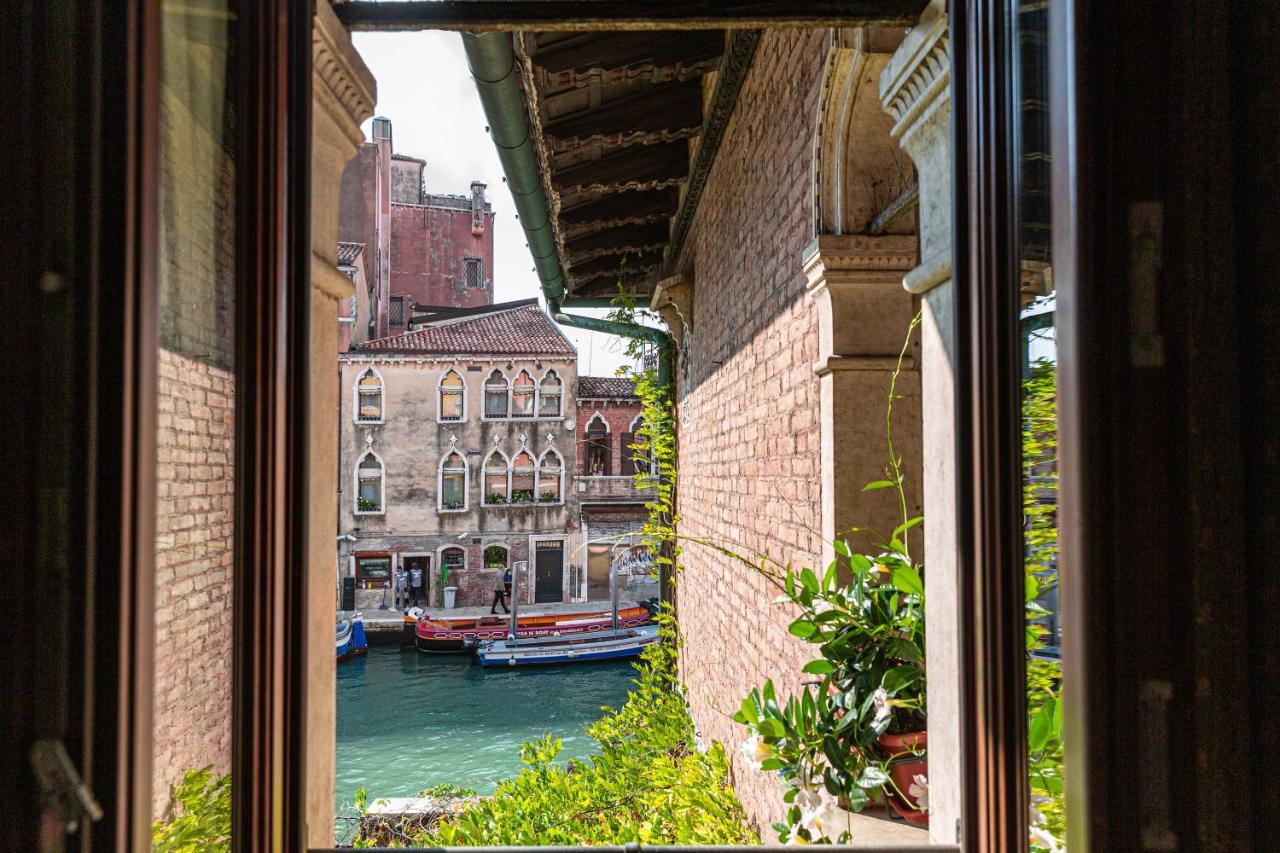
[621,432,635,476]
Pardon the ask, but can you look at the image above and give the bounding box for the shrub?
[356,608,756,848]
[152,767,231,852]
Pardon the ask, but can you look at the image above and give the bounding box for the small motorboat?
[476,624,659,667]
[414,605,652,654]
[336,613,368,661]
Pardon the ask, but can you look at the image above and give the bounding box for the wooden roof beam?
[530,30,725,75]
[559,187,678,226]
[544,79,703,143]
[564,221,669,256]
[551,140,689,192]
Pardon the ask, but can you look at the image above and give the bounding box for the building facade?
[338,116,496,342]
[338,301,655,611]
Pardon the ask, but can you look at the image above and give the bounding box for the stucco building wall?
[339,356,581,608]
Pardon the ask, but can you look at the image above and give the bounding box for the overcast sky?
[351,30,638,378]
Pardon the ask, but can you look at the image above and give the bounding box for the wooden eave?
[516,28,761,300]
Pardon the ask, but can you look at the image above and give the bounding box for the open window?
[481,446,510,506]
[438,369,465,422]
[354,367,384,423]
[354,451,384,515]
[536,445,564,503]
[438,449,468,512]
[483,543,509,569]
[584,414,610,476]
[538,369,563,418]
[483,369,509,418]
[511,369,535,418]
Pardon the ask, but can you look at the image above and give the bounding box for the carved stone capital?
[879,0,950,148]
[803,235,918,371]
[650,275,694,352]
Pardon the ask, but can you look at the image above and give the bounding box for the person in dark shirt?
[490,567,512,614]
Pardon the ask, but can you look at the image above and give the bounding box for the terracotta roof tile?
[337,242,365,266]
[576,376,638,399]
[352,303,576,357]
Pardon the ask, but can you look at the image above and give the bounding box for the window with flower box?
[438,450,468,511]
[510,449,535,504]
[536,446,564,503]
[482,447,510,506]
[355,451,384,514]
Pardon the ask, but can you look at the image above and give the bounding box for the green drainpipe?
[461,31,673,389]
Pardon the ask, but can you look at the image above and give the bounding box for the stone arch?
[813,27,916,237]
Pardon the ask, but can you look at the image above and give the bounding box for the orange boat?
[414,605,652,654]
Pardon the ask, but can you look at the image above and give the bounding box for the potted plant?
[485,493,507,505]
[538,491,558,503]
[511,489,533,504]
[357,497,379,512]
[441,500,464,511]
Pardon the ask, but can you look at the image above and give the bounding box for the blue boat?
[476,624,659,667]
[336,614,368,661]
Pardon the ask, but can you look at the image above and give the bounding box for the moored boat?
[414,606,651,654]
[337,613,368,661]
[476,624,659,667]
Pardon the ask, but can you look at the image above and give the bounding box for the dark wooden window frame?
[24,0,1043,849]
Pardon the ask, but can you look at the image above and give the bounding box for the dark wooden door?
[534,542,564,604]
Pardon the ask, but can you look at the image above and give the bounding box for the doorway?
[534,541,564,604]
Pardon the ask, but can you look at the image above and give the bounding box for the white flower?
[872,687,893,727]
[1029,825,1063,852]
[784,832,809,845]
[1029,792,1052,827]
[812,598,834,614]
[907,774,929,810]
[739,734,772,771]
[798,794,846,842]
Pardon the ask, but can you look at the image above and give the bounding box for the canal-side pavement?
[339,599,646,641]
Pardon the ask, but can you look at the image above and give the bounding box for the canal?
[335,646,639,842]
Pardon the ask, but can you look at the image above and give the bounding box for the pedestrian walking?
[410,563,423,607]
[490,566,511,614]
[394,566,408,610]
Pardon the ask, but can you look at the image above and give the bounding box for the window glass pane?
[441,391,462,420]
[153,0,237,829]
[442,472,464,507]
[485,390,508,417]
[539,391,560,416]
[1017,2,1065,847]
[441,370,463,387]
[485,470,508,499]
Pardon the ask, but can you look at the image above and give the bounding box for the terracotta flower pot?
[877,730,928,826]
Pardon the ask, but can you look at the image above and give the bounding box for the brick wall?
[670,29,830,837]
[153,351,235,816]
[576,398,644,475]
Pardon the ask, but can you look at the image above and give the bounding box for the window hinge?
[31,738,103,836]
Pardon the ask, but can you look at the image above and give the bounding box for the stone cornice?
[803,234,917,294]
[878,0,949,143]
[314,0,377,144]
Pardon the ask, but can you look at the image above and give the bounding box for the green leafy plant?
[485,492,508,505]
[357,497,380,512]
[441,500,464,511]
[1023,358,1064,851]
[354,607,755,848]
[538,491,558,503]
[510,489,533,504]
[152,767,231,852]
[420,783,479,798]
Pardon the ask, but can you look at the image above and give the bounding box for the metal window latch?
[31,739,103,835]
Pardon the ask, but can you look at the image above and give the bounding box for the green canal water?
[335,645,639,842]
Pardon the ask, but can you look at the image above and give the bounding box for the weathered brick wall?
[390,202,495,309]
[153,351,235,815]
[576,398,643,475]
[670,29,829,837]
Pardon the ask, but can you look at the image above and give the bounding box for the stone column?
[879,0,957,844]
[308,3,375,846]
[803,235,921,569]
